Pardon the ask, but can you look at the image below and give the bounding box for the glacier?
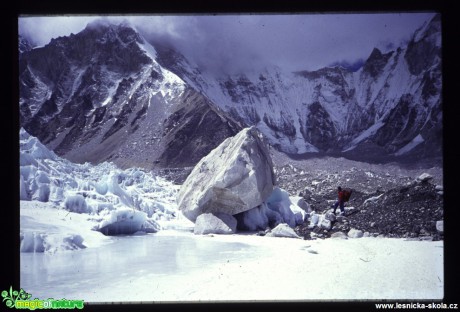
[18,127,443,302]
[16,15,445,304]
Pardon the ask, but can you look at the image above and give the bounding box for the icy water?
[20,231,262,302]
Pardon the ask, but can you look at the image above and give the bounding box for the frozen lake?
[20,229,444,303]
[20,230,268,303]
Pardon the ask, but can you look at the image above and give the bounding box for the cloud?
[19,16,95,46]
[18,13,436,75]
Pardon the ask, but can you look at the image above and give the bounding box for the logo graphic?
[2,286,84,310]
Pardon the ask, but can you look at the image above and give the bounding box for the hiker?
[332,186,345,215]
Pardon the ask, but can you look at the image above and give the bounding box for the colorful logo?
[2,286,84,310]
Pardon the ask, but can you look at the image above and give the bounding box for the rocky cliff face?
[19,21,241,170]
[19,35,33,54]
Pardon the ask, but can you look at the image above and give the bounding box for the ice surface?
[20,201,111,253]
[19,129,444,302]
[20,231,443,302]
[20,129,180,248]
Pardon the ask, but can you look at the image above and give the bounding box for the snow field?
[176,235,444,301]
[45,231,442,302]
[20,201,112,253]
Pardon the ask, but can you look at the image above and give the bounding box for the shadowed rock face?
[19,22,241,171]
[404,14,441,76]
[177,127,275,222]
[156,89,242,168]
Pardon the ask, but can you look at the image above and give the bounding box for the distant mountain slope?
[155,14,442,165]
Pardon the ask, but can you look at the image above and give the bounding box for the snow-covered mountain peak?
[412,13,441,44]
[360,48,394,79]
[83,18,142,41]
[19,20,241,170]
[152,13,441,163]
[403,14,441,77]
[19,14,442,169]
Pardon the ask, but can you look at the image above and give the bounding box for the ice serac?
[177,127,275,222]
[235,187,308,231]
[97,208,148,236]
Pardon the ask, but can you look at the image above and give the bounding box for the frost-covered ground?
[19,129,444,303]
[20,206,443,302]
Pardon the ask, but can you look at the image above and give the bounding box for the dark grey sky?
[18,13,436,74]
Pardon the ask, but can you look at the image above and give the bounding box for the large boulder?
[347,228,364,238]
[320,219,332,231]
[436,220,443,234]
[194,213,237,235]
[331,232,348,239]
[266,223,301,238]
[177,127,275,222]
[416,173,433,183]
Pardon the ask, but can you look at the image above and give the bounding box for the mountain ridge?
[19,21,241,170]
[19,14,442,170]
[153,13,441,165]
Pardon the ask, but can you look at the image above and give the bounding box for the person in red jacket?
[332,186,345,215]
